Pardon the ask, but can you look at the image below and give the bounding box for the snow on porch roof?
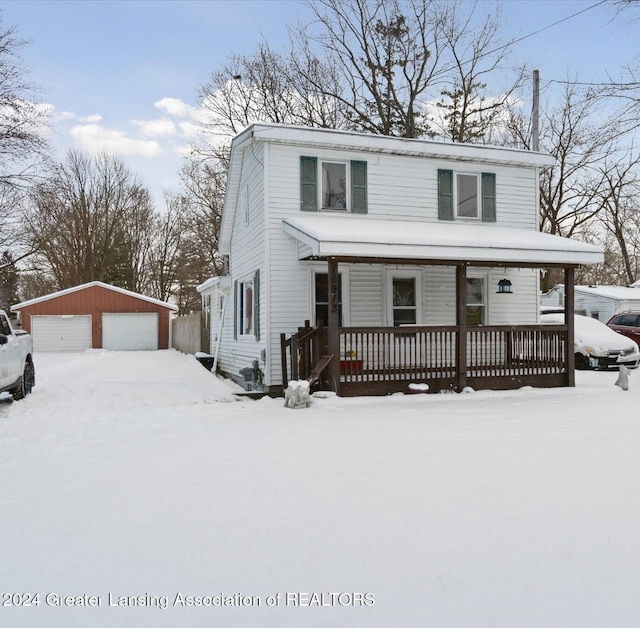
[283,215,604,266]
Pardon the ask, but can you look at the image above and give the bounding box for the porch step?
[307,354,334,385]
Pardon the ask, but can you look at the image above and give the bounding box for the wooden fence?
[172,312,209,354]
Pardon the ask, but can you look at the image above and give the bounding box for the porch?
[278,214,604,396]
[281,321,569,396]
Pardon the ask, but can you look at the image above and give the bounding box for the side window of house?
[314,273,343,326]
[234,271,260,340]
[300,156,367,214]
[466,277,486,325]
[438,169,496,222]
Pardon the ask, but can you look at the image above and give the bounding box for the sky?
[1,0,638,206]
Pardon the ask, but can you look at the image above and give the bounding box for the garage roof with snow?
[10,281,178,312]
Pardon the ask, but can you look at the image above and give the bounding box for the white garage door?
[31,315,92,352]
[102,313,158,351]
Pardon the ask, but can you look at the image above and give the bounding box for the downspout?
[213,293,228,374]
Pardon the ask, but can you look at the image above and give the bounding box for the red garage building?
[11,281,178,352]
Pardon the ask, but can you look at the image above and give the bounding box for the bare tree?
[0,15,49,191]
[149,193,185,303]
[197,0,523,146]
[593,151,640,284]
[24,151,156,290]
[433,1,526,143]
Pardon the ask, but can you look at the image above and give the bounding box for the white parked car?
[541,313,640,370]
[0,310,35,400]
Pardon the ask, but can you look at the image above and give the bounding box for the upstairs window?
[322,162,347,210]
[456,173,479,218]
[301,156,367,214]
[438,170,496,222]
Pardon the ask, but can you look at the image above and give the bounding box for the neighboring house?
[199,123,603,396]
[542,284,640,323]
[11,281,178,352]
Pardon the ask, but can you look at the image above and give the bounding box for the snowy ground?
[1,349,640,627]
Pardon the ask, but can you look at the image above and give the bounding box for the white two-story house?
[199,123,603,396]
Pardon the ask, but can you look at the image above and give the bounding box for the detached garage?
[11,281,178,352]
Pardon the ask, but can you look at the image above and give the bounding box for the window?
[386,271,422,326]
[0,314,11,336]
[314,272,343,326]
[239,280,254,335]
[617,314,640,327]
[466,276,486,326]
[300,156,367,213]
[322,162,347,210]
[456,173,479,218]
[438,170,496,222]
[234,271,260,340]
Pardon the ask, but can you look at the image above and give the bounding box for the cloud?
[70,124,163,157]
[178,121,202,138]
[131,117,177,138]
[154,97,212,124]
[154,97,196,118]
[51,109,103,123]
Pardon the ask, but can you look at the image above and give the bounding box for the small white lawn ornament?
[284,380,311,409]
[615,364,630,391]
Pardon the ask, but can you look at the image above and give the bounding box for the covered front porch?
[282,265,574,396]
[280,215,603,397]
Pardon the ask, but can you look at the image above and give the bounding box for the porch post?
[456,264,468,391]
[564,266,575,387]
[327,257,341,394]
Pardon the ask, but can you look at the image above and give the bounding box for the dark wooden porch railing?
[281,324,569,396]
[280,320,328,389]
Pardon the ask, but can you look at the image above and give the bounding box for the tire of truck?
[12,361,34,401]
[24,360,35,394]
[12,375,26,401]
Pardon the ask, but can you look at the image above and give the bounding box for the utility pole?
[532,69,540,152]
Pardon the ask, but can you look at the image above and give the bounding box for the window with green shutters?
[300,156,367,214]
[438,169,496,222]
[234,271,260,340]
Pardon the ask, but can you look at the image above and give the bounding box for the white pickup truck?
[0,309,35,400]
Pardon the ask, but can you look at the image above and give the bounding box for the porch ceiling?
[283,214,604,267]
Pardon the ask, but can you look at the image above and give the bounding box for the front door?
[386,272,423,369]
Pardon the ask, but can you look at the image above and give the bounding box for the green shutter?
[300,156,318,211]
[233,280,238,340]
[438,169,454,220]
[350,160,368,214]
[253,269,260,341]
[482,172,496,222]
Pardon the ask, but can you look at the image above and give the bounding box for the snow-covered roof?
[10,281,179,311]
[575,285,640,301]
[283,214,603,266]
[247,123,557,167]
[219,123,557,255]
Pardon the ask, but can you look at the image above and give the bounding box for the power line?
[498,0,610,53]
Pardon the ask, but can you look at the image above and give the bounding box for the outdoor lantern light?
[497,278,513,294]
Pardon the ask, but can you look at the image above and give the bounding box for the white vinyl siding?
[218,133,545,387]
[31,315,92,352]
[217,142,266,383]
